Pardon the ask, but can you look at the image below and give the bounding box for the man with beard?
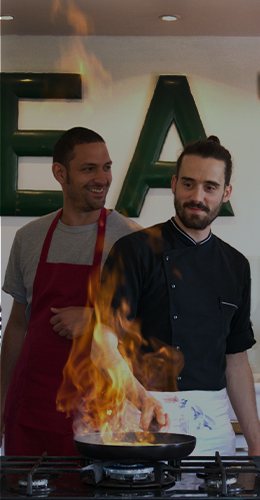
[1,127,140,455]
[91,136,260,456]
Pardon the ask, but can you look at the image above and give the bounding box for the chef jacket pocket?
[219,299,238,339]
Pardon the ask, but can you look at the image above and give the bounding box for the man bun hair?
[206,135,220,145]
[53,127,105,169]
[176,135,233,186]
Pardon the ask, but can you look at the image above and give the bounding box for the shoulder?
[107,210,141,229]
[12,211,61,254]
[110,220,169,253]
[105,210,142,239]
[212,234,250,269]
[15,210,60,241]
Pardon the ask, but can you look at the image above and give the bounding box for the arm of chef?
[90,322,169,431]
[226,351,260,456]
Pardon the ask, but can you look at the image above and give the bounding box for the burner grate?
[81,460,176,488]
[1,452,260,499]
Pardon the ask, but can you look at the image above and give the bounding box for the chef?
[91,136,260,456]
[1,126,140,456]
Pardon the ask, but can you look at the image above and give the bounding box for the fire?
[57,228,185,444]
[51,0,112,102]
[51,0,93,36]
[49,0,184,445]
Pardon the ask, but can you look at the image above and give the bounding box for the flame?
[57,227,185,444]
[51,0,93,35]
[51,0,112,102]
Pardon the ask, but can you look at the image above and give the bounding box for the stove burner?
[199,476,244,496]
[82,461,176,489]
[197,465,238,481]
[104,464,155,482]
[9,474,56,498]
[208,476,237,487]
[18,477,49,487]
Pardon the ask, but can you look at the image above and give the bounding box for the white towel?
[121,388,236,456]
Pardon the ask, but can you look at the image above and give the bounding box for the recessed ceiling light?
[0,15,14,21]
[159,15,179,22]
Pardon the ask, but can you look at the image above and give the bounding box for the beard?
[66,176,109,212]
[174,196,224,231]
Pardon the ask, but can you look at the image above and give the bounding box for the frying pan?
[74,432,196,460]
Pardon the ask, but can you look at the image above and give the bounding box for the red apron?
[4,208,107,456]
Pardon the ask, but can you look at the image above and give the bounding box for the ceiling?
[1,0,260,37]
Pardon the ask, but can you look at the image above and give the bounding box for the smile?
[185,203,209,214]
[87,187,106,193]
[187,206,205,213]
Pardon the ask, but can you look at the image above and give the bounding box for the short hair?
[176,136,233,186]
[53,127,105,168]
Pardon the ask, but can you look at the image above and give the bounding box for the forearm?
[1,333,24,411]
[91,323,169,430]
[50,306,93,339]
[1,301,27,415]
[91,323,148,410]
[226,351,260,455]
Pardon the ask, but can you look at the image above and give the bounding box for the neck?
[60,206,105,226]
[173,215,211,243]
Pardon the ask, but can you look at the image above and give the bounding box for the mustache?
[183,201,210,213]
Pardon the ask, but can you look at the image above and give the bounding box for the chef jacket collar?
[170,217,212,246]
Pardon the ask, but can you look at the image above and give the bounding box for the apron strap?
[93,207,107,267]
[38,207,107,305]
[39,209,63,263]
[88,207,107,305]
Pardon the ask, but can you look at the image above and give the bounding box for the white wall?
[1,35,260,369]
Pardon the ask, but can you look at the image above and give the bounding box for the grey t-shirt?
[2,210,141,322]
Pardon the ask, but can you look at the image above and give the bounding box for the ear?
[52,162,67,185]
[171,175,177,194]
[223,184,232,203]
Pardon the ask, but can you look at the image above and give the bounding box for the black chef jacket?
[98,218,255,392]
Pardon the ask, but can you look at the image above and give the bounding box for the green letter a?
[115,75,233,217]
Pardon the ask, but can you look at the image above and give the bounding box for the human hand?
[139,396,170,432]
[50,306,93,340]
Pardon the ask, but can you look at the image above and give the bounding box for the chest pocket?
[220,300,238,339]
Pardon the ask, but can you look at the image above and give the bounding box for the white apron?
[121,389,236,456]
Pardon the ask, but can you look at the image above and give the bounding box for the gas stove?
[1,452,259,499]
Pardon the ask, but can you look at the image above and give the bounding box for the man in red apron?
[1,127,140,456]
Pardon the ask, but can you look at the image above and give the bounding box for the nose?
[191,185,204,203]
[93,168,109,185]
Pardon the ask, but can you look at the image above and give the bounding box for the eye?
[104,165,112,171]
[183,182,193,189]
[205,185,216,192]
